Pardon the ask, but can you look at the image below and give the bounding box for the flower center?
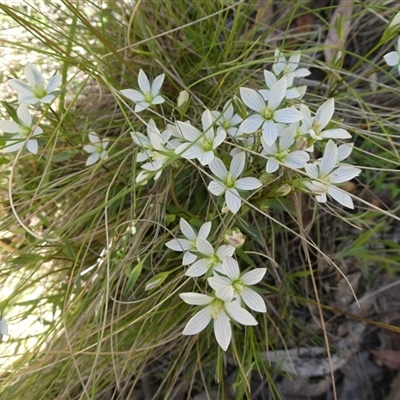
[262,108,273,120]
[95,144,104,154]
[201,137,213,151]
[224,173,235,188]
[275,149,288,161]
[232,279,244,293]
[143,91,154,103]
[222,120,231,129]
[19,126,31,137]
[312,120,322,135]
[210,298,224,319]
[33,85,47,99]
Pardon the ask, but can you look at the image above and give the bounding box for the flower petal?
[225,302,258,325]
[239,114,264,134]
[230,152,245,179]
[165,238,192,251]
[214,309,231,351]
[137,69,150,92]
[26,139,38,154]
[46,74,62,93]
[209,157,227,179]
[121,89,145,102]
[180,293,213,305]
[0,120,19,133]
[180,218,196,241]
[328,186,354,209]
[234,177,262,190]
[151,73,165,95]
[240,87,265,112]
[315,98,334,129]
[222,256,240,279]
[208,180,226,196]
[268,77,287,110]
[196,236,214,256]
[241,268,267,285]
[198,221,212,239]
[226,189,241,214]
[185,259,209,277]
[240,289,266,312]
[25,62,45,87]
[182,306,212,335]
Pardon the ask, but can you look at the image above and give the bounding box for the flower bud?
[177,90,190,117]
[232,95,247,120]
[224,228,246,248]
[275,184,292,197]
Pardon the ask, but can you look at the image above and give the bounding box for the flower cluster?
[1,62,109,165]
[2,47,368,351]
[167,218,266,351]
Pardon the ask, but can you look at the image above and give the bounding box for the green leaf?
[124,260,144,293]
[235,248,256,267]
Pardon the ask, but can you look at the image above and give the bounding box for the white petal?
[185,259,209,277]
[214,310,231,351]
[0,120,19,133]
[26,139,38,154]
[240,289,266,312]
[88,132,100,144]
[240,87,265,112]
[330,166,361,183]
[304,163,319,179]
[198,150,214,165]
[151,95,165,105]
[315,98,334,129]
[121,88,145,102]
[0,318,8,336]
[268,77,287,110]
[3,141,23,153]
[165,238,192,251]
[217,245,235,258]
[196,236,214,256]
[86,152,100,166]
[241,268,267,285]
[183,251,197,265]
[266,159,279,173]
[320,128,351,139]
[83,144,96,153]
[226,189,241,214]
[151,73,165,95]
[337,143,354,161]
[137,69,151,92]
[328,186,354,209]
[208,276,231,290]
[225,303,258,325]
[208,180,226,196]
[176,143,203,160]
[384,51,400,66]
[46,74,62,93]
[182,306,212,335]
[263,70,277,88]
[320,140,337,175]
[222,256,240,279]
[239,115,264,134]
[17,103,32,126]
[25,62,45,87]
[180,218,196,241]
[230,152,245,179]
[202,109,214,131]
[262,120,278,146]
[176,121,201,142]
[135,103,148,112]
[198,221,212,239]
[274,108,303,123]
[212,131,226,149]
[180,293,213,305]
[209,157,227,179]
[285,151,310,169]
[234,177,262,190]
[279,125,296,149]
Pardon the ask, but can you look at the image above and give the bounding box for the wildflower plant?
[8,3,400,398]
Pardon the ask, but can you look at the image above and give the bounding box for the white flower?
[8,62,61,104]
[0,316,8,336]
[304,140,361,208]
[120,69,165,112]
[239,77,303,146]
[272,50,311,79]
[131,119,171,162]
[180,286,257,351]
[0,103,42,154]
[208,257,267,312]
[83,132,109,166]
[262,124,310,173]
[185,236,235,277]
[259,70,306,101]
[165,218,212,265]
[208,152,262,214]
[305,98,351,141]
[384,37,400,74]
[175,110,226,165]
[211,102,243,137]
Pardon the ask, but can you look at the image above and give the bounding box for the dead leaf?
[370,349,400,370]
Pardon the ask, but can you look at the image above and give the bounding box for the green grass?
[1,1,400,399]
